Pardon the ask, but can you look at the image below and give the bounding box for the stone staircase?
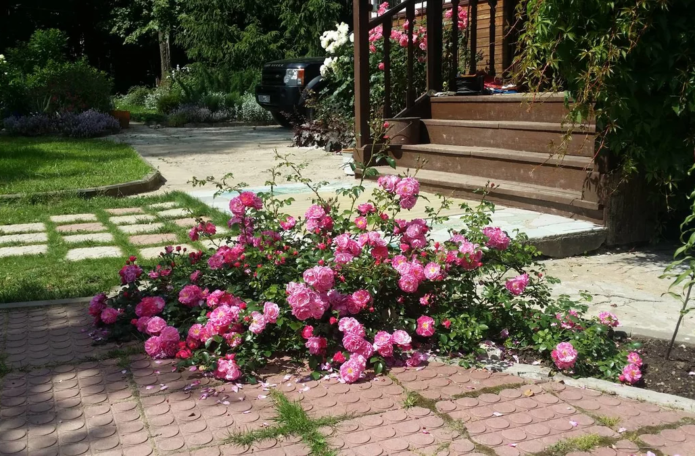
[366,93,605,223]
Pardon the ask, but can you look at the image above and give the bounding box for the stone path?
[0,201,226,263]
[2,303,695,456]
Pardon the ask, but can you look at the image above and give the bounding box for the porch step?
[422,119,596,156]
[431,93,578,123]
[370,167,603,221]
[394,144,599,195]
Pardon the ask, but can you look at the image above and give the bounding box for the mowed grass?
[0,136,153,195]
[0,192,230,304]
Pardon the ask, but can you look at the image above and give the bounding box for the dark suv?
[255,57,325,127]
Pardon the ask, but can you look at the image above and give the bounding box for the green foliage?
[111,0,181,44]
[513,0,695,213]
[155,92,181,113]
[1,29,113,116]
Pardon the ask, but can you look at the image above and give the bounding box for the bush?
[3,110,120,137]
[237,92,273,123]
[89,155,635,385]
[155,92,182,114]
[118,86,153,107]
[200,92,227,112]
[167,104,232,127]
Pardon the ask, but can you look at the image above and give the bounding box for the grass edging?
[0,170,164,201]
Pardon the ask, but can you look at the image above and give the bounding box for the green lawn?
[0,137,153,195]
[0,192,230,304]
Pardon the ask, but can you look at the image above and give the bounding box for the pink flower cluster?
[90,293,122,325]
[333,233,362,264]
[551,342,578,370]
[215,355,242,381]
[208,244,244,270]
[555,310,582,330]
[188,221,217,241]
[620,352,642,384]
[505,273,529,296]
[482,227,510,251]
[119,263,142,284]
[229,191,262,216]
[395,218,428,250]
[179,284,207,307]
[303,266,335,292]
[392,255,426,293]
[598,311,620,327]
[144,326,181,359]
[358,231,388,259]
[286,282,329,320]
[448,234,483,270]
[377,175,420,210]
[445,5,468,30]
[305,204,333,232]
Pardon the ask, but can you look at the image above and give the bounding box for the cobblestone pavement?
[2,303,695,456]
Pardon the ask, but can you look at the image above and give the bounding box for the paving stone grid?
[0,201,228,263]
[2,304,695,456]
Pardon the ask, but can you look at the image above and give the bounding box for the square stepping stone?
[0,223,45,234]
[139,244,195,260]
[200,239,226,250]
[66,246,123,261]
[110,214,157,225]
[129,233,179,246]
[62,233,115,244]
[118,223,165,234]
[148,201,179,209]
[0,244,48,257]
[49,213,97,223]
[106,207,145,215]
[157,208,192,218]
[56,222,108,233]
[0,233,48,245]
[172,217,210,228]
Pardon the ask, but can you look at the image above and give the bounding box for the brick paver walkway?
[1,303,695,456]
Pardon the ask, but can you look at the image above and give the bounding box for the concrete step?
[368,167,604,222]
[394,144,600,196]
[421,119,596,156]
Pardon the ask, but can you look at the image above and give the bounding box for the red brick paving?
[2,304,695,455]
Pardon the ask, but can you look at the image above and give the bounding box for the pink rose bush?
[89,166,633,386]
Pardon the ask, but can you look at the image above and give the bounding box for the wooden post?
[426,0,443,92]
[450,0,460,89]
[469,0,478,74]
[406,1,415,107]
[383,20,392,119]
[353,0,371,148]
[488,0,497,76]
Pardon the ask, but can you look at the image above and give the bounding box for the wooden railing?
[353,0,500,148]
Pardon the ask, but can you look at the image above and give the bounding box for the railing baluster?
[353,0,371,148]
[450,0,459,90]
[383,20,392,118]
[469,0,478,74]
[406,1,415,108]
[426,0,443,92]
[488,0,497,76]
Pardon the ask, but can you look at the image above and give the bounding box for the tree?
[111,0,181,83]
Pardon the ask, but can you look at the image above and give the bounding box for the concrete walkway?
[1,302,694,456]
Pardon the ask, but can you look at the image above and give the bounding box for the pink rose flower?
[598,311,620,327]
[305,336,327,355]
[355,216,368,230]
[399,196,417,210]
[119,264,142,284]
[377,175,400,193]
[263,302,280,323]
[188,323,204,340]
[280,216,296,230]
[551,342,578,370]
[338,317,366,337]
[215,357,242,381]
[627,352,642,367]
[305,204,326,220]
[373,331,394,357]
[146,316,167,335]
[505,273,529,296]
[350,290,372,311]
[100,307,119,325]
[406,351,429,367]
[209,305,239,328]
[342,334,365,353]
[392,330,412,346]
[482,227,510,250]
[249,311,267,334]
[424,262,442,281]
[398,275,419,293]
[135,296,165,318]
[395,177,420,198]
[179,285,204,306]
[144,336,162,358]
[416,316,435,337]
[619,363,642,384]
[135,316,150,333]
[340,357,364,383]
[303,266,335,293]
[357,203,376,214]
[89,293,107,317]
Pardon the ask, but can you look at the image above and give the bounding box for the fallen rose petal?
[509,443,517,447]
[145,385,154,390]
[493,412,504,417]
[257,395,267,400]
[532,360,541,365]
[618,427,627,433]
[569,421,578,427]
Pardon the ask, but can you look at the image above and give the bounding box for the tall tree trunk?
[158,31,172,84]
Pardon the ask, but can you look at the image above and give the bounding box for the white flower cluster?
[320,22,351,54]
[320,23,354,77]
[0,54,6,64]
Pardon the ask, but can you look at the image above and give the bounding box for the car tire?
[272,112,293,128]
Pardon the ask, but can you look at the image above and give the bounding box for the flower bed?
[89,160,642,385]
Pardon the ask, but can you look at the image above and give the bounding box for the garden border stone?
[0,170,164,201]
